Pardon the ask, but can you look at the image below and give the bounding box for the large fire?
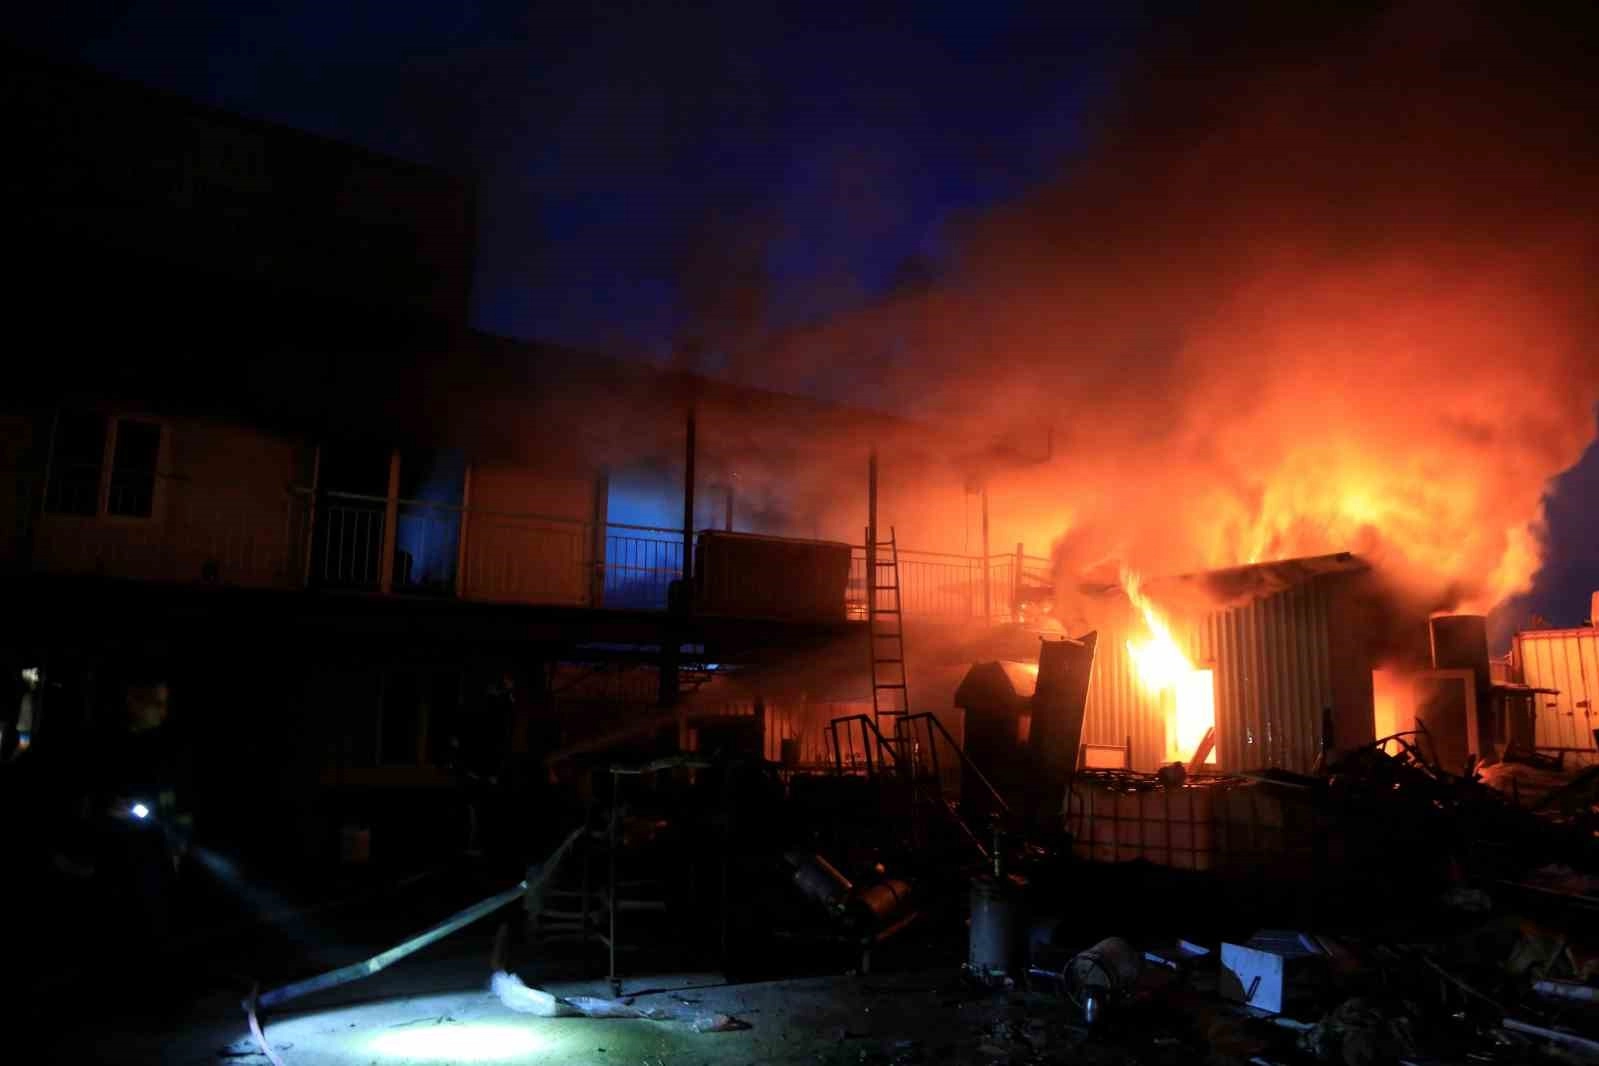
[1123,570,1216,765]
[758,7,1599,627]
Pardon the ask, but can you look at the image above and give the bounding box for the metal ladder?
[868,526,910,740]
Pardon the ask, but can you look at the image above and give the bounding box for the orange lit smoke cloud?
[745,3,1599,617]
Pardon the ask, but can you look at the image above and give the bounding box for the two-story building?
[1,47,1055,866]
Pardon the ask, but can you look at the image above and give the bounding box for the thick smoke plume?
[743,2,1599,616]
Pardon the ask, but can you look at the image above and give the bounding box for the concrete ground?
[31,926,1202,1061]
[19,860,1220,1065]
[233,971,979,1066]
[40,964,1093,1066]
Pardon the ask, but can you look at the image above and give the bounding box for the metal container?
[967,876,1017,984]
[785,852,852,915]
[1514,626,1599,755]
[1066,778,1222,870]
[695,531,853,621]
[852,879,914,928]
[1431,614,1491,681]
[1066,936,1143,1024]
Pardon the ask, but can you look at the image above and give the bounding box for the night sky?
[10,1,1138,349]
[9,2,1597,635]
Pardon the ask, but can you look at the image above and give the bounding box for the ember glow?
[1122,571,1216,764]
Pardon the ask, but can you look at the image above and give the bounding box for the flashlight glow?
[366,1022,547,1061]
[131,803,150,820]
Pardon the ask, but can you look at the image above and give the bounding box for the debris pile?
[998,734,1599,1064]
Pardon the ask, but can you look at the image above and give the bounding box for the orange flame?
[1122,570,1216,764]
[1123,570,1193,692]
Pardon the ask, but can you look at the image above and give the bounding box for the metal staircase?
[825,709,1009,863]
[820,526,1008,864]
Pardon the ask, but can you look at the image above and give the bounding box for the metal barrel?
[785,851,852,914]
[967,876,1016,981]
[1066,936,1142,1023]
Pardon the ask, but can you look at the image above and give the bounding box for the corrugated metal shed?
[1079,636,1166,770]
[1513,627,1599,755]
[1079,553,1374,773]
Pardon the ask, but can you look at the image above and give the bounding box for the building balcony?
[1,470,1051,624]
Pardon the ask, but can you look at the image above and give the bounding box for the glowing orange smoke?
[1123,570,1216,765]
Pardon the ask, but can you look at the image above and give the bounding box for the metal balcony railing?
[4,469,1053,620]
[601,525,684,610]
[845,547,1051,622]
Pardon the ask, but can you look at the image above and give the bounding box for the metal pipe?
[1013,542,1023,623]
[681,409,696,585]
[454,461,472,598]
[590,467,609,607]
[608,773,620,995]
[378,449,400,594]
[867,451,878,618]
[255,878,528,1010]
[980,484,991,623]
[33,409,61,560]
[254,826,586,1015]
[868,451,878,549]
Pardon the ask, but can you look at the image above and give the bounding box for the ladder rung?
[874,658,903,665]
[871,585,900,591]
[872,609,901,615]
[874,682,908,690]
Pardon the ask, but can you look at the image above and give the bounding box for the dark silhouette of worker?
[87,679,194,979]
[446,671,568,872]
[0,672,190,1010]
[449,672,516,858]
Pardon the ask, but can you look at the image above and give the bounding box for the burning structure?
[958,552,1593,782]
[8,6,1599,1064]
[1072,552,1400,774]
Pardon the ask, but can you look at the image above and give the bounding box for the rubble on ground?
[959,735,1599,1065]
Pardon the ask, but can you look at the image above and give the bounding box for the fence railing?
[5,469,1052,620]
[846,547,1051,622]
[602,525,684,610]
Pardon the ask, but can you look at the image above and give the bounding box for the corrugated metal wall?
[1079,637,1166,770]
[1082,578,1337,773]
[1515,628,1599,755]
[1196,578,1332,773]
